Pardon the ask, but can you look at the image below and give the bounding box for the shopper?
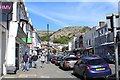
[29,54,32,68]
[32,51,38,68]
[22,51,29,72]
[40,55,45,68]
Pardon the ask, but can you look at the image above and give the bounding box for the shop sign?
[22,38,33,44]
[27,38,32,44]
[0,2,13,21]
[1,2,13,14]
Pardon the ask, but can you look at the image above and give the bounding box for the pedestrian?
[32,51,38,68]
[29,54,32,68]
[22,51,29,72]
[46,52,50,63]
[40,54,45,68]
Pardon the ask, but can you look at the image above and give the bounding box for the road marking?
[40,76,50,78]
[19,74,28,78]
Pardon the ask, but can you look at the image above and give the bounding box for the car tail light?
[77,56,81,59]
[52,58,56,60]
[107,64,110,69]
[66,62,70,64]
[87,66,92,70]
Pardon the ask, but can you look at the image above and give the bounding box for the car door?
[75,60,82,75]
[60,57,65,68]
[74,60,79,74]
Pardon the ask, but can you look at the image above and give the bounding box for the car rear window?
[65,57,78,61]
[86,59,107,65]
[57,57,63,60]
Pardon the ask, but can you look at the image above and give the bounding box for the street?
[2,59,76,78]
[1,59,119,80]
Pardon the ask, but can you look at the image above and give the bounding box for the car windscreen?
[57,56,63,60]
[86,59,107,65]
[65,57,78,61]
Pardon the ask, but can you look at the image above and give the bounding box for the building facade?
[5,1,33,74]
[83,27,96,54]
[0,2,13,76]
[32,29,41,55]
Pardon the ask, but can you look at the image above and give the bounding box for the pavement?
[108,64,120,80]
[2,59,76,78]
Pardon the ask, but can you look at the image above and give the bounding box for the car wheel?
[105,76,108,80]
[73,68,76,75]
[59,64,62,68]
[63,64,66,70]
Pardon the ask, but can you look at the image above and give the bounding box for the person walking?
[29,54,32,68]
[22,51,29,72]
[40,54,45,68]
[32,51,38,68]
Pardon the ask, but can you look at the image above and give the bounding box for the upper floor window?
[101,29,103,34]
[88,39,91,46]
[104,27,107,33]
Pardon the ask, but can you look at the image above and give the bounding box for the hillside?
[37,26,91,43]
[37,30,55,37]
[50,26,91,41]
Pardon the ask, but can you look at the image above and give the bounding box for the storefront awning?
[86,47,93,50]
[101,42,114,46]
[17,26,27,39]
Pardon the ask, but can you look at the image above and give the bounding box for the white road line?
[40,76,50,78]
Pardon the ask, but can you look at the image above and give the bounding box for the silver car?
[60,56,78,69]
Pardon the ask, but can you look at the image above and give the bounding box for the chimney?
[99,21,105,27]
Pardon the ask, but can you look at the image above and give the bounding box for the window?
[104,27,107,33]
[101,29,103,34]
[87,59,106,65]
[66,57,78,61]
[88,39,91,46]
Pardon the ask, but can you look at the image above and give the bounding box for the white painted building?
[32,29,41,55]
[68,36,77,51]
[0,2,13,76]
[5,1,32,74]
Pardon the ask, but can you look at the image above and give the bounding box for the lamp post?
[106,13,119,80]
[47,24,50,63]
[47,24,49,53]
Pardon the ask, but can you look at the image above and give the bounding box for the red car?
[51,56,57,63]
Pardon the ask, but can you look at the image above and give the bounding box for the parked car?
[60,56,78,69]
[102,55,115,64]
[50,56,57,63]
[55,56,64,66]
[76,54,81,59]
[73,56,112,80]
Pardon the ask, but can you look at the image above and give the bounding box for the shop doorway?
[0,32,6,76]
[15,43,19,70]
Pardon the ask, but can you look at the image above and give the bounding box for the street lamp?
[47,24,49,53]
[106,13,119,80]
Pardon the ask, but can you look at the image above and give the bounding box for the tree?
[53,36,70,44]
[41,35,49,41]
[62,46,68,52]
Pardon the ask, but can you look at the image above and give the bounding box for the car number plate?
[96,68,105,71]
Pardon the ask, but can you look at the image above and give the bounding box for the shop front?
[6,21,27,74]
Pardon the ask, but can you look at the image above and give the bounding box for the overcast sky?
[25,1,118,31]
